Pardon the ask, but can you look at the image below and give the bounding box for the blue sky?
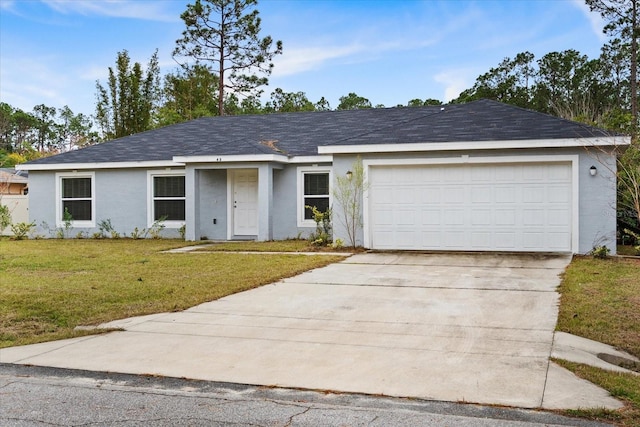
[0,0,606,118]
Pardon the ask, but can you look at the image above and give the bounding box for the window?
[148,172,185,226]
[297,167,331,227]
[56,173,95,227]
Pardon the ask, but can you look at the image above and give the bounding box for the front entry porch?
[184,163,277,242]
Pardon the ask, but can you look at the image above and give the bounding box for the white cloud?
[40,0,178,22]
[0,55,81,112]
[271,44,365,77]
[0,0,16,11]
[570,0,606,41]
[271,34,440,79]
[434,70,473,102]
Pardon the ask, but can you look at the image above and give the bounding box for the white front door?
[233,169,258,236]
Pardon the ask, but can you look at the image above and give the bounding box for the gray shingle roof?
[27,99,616,165]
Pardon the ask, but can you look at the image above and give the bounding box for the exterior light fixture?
[346,170,353,180]
[589,165,597,176]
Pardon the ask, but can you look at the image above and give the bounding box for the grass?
[555,360,640,425]
[0,239,345,348]
[557,256,640,357]
[556,255,640,426]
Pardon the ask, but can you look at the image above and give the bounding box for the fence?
[1,195,29,235]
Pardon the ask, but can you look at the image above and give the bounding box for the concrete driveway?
[0,252,621,410]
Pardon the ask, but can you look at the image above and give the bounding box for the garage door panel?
[494,232,517,249]
[443,187,465,203]
[471,232,491,248]
[523,232,546,249]
[421,187,440,202]
[548,163,572,179]
[421,231,441,248]
[522,165,545,180]
[523,209,545,226]
[471,166,493,181]
[471,187,492,203]
[471,209,492,225]
[421,209,441,225]
[548,185,571,203]
[495,167,516,181]
[548,209,571,226]
[395,230,417,247]
[495,187,516,203]
[443,231,466,248]
[495,210,516,226]
[394,187,415,204]
[444,209,465,225]
[369,163,572,252]
[547,232,571,249]
[523,187,545,203]
[442,167,464,182]
[396,209,417,226]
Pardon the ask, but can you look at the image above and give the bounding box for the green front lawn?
[557,255,640,426]
[0,239,345,348]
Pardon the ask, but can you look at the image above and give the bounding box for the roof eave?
[16,160,184,171]
[318,136,630,154]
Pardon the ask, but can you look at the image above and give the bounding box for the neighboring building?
[17,100,629,253]
[0,168,29,232]
[0,168,28,195]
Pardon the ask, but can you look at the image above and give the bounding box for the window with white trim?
[148,172,185,226]
[297,167,332,227]
[56,172,95,227]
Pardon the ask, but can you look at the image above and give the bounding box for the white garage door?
[368,162,573,252]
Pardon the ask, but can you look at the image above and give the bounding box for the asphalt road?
[0,364,610,427]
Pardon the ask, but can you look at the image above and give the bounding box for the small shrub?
[148,217,166,239]
[75,231,88,239]
[179,224,186,240]
[97,219,121,239]
[0,204,11,234]
[306,205,332,246]
[623,228,640,255]
[332,238,344,249]
[591,245,611,259]
[130,227,146,239]
[10,221,36,240]
[52,208,74,239]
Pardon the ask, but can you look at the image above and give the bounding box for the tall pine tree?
[173,0,282,116]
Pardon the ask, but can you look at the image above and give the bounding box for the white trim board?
[55,171,96,228]
[296,166,333,228]
[19,160,183,171]
[319,136,629,154]
[16,156,334,171]
[146,170,186,229]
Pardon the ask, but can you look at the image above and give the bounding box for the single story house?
[18,99,629,253]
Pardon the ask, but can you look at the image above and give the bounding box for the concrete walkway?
[0,252,626,410]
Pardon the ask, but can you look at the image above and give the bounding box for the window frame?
[55,172,96,228]
[296,166,332,228]
[147,170,186,228]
